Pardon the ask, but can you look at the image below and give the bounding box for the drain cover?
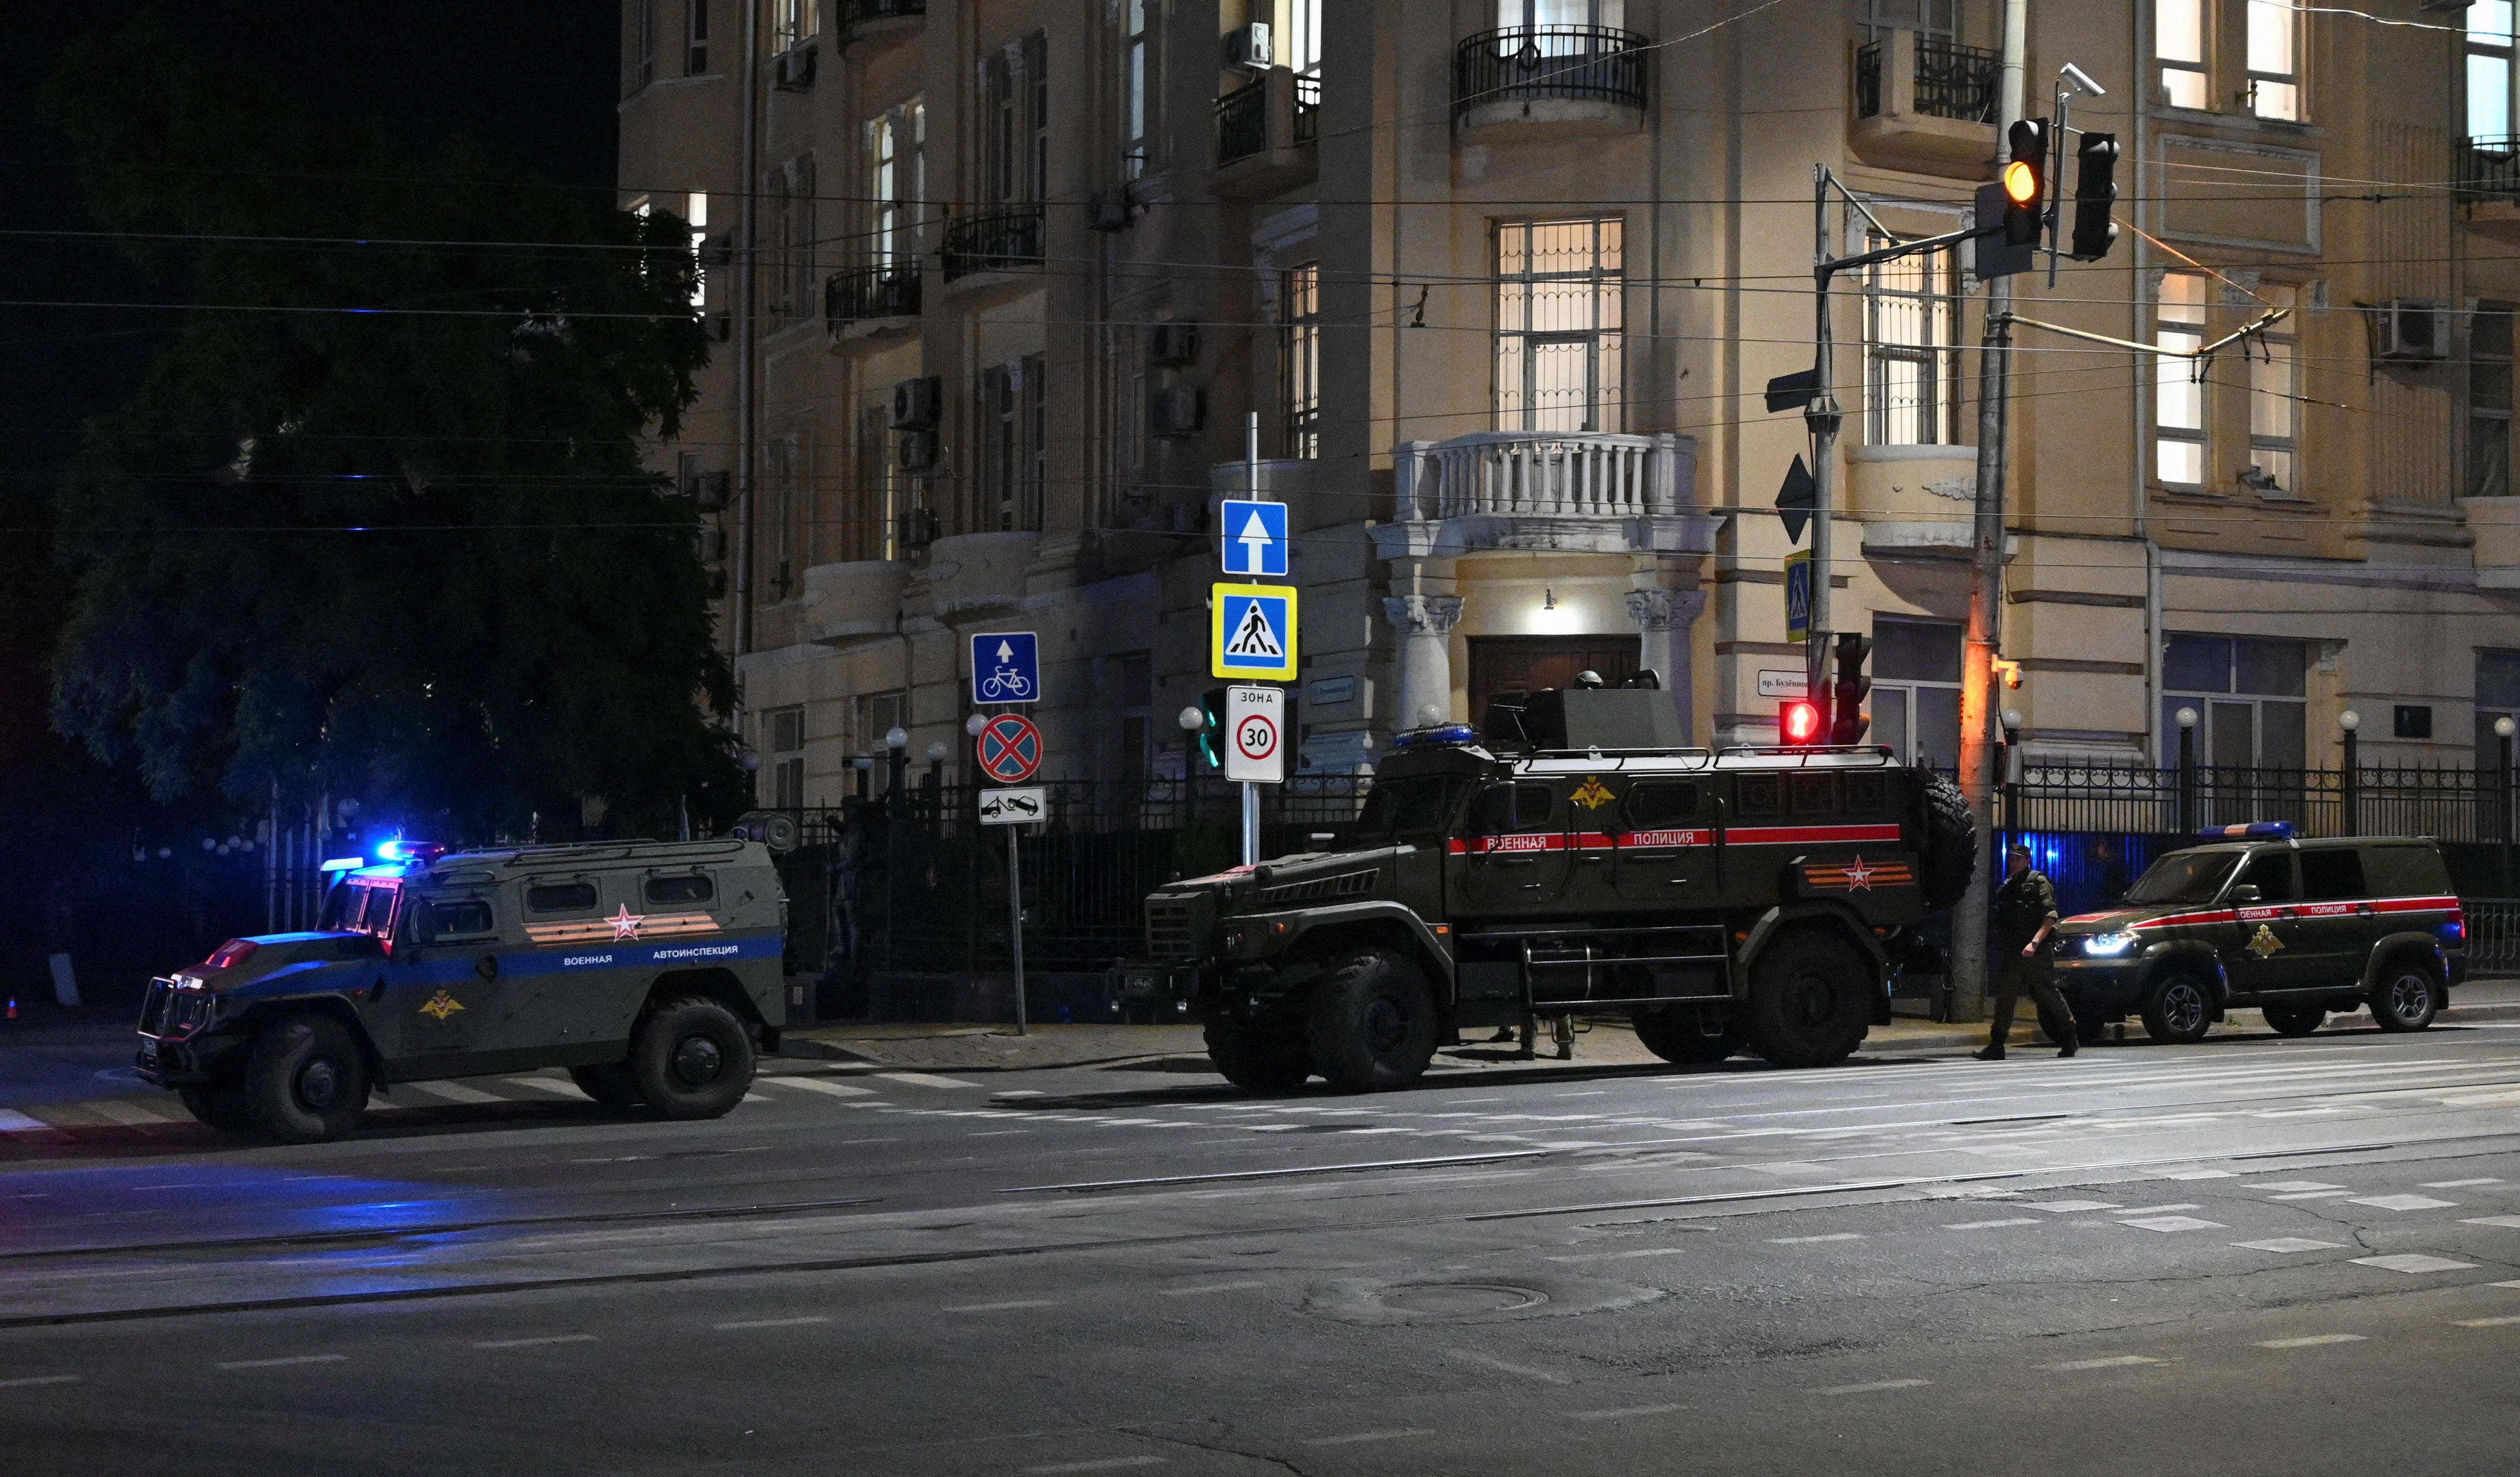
[1377,1283,1548,1316]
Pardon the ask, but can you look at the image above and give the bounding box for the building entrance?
[1467,636,1640,736]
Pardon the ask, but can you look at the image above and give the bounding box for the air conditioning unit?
[773,43,816,91]
[898,429,941,472]
[890,374,942,429]
[1087,185,1137,233]
[697,528,728,564]
[1223,21,1272,71]
[1150,385,1207,440]
[698,233,733,268]
[1146,322,1200,367]
[2375,299,2451,362]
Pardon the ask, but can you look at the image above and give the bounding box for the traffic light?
[2002,118,2050,248]
[1779,699,1823,747]
[1196,687,1228,771]
[1829,632,1872,746]
[2070,131,2120,261]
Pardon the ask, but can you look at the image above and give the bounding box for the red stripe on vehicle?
[1727,823,1905,846]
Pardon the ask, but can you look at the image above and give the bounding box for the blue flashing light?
[2197,821,2293,840]
[374,838,410,861]
[317,856,366,873]
[1393,724,1478,749]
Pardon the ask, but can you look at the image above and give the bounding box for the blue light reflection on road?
[0,1164,510,1256]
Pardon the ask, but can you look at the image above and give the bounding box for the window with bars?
[2155,272,2207,488]
[1283,261,1320,458]
[1864,239,1962,446]
[2246,0,2298,120]
[2246,284,2299,495]
[2156,0,2208,109]
[2475,304,2514,498]
[2473,2,2515,138]
[1494,217,1624,433]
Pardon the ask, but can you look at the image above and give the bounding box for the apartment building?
[615,0,2520,807]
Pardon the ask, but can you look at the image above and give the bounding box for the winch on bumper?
[135,976,249,1085]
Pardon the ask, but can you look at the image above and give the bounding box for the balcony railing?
[837,0,923,26]
[1856,35,1998,123]
[1217,79,1267,166]
[2460,136,2520,203]
[1453,26,1649,120]
[1396,431,1684,520]
[824,264,920,329]
[940,204,1044,282]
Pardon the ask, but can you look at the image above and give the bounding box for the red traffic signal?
[1780,699,1823,746]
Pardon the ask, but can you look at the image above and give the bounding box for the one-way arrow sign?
[1776,454,1817,543]
[1219,498,1289,578]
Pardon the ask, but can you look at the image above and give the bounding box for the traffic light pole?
[1807,168,1843,694]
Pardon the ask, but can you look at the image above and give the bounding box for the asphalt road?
[7,1014,2520,1475]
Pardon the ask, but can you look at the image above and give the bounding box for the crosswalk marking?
[0,1109,49,1133]
[2046,1355,2160,1370]
[503,1077,588,1098]
[763,1076,878,1097]
[2233,1238,2346,1253]
[2120,1216,2225,1233]
[394,1081,506,1105]
[1944,1218,2043,1230]
[82,1099,179,1126]
[1811,1378,1931,1395]
[875,1071,979,1090]
[2461,1215,2520,1229]
[2352,1254,2477,1274]
[2348,1195,2458,1211]
[2452,1315,2520,1327]
[2256,1334,2365,1349]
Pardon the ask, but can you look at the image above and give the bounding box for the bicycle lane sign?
[969,631,1040,705]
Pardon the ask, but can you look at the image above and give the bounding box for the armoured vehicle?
[1129,685,1975,1093]
[2051,824,2464,1044]
[135,838,786,1141]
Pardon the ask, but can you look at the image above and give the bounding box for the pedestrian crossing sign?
[1211,583,1298,681]
[1783,549,1813,644]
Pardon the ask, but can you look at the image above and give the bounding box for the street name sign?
[1220,499,1290,577]
[969,631,1039,704]
[978,787,1046,825]
[1211,583,1298,682]
[1224,685,1285,784]
[1756,669,1810,699]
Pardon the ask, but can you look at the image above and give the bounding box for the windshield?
[1350,776,1469,844]
[2124,850,2242,905]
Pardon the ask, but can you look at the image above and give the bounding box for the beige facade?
[615,0,2520,805]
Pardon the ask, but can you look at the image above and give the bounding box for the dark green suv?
[2050,824,2464,1044]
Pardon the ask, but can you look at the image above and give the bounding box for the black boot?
[1972,1045,2006,1061]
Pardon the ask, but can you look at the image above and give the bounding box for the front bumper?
[2049,954,2150,1013]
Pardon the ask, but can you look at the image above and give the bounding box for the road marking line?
[2155,1169,2236,1180]
[942,1300,1055,1313]
[472,1334,597,1349]
[82,1099,180,1126]
[1157,1281,1268,1297]
[1547,1247,1692,1262]
[397,1081,506,1105]
[2021,1200,2120,1213]
[2267,1190,2355,1201]
[1943,1218,2045,1230]
[1769,1233,1864,1244]
[2463,1216,2520,1229]
[215,1355,347,1369]
[2495,1281,2520,1289]
[1810,1379,1932,1395]
[2119,1216,2226,1233]
[2352,1254,2478,1274]
[1021,1459,1165,1474]
[764,1076,878,1097]
[1445,1349,1572,1384]
[501,1077,587,1097]
[875,1071,979,1089]
[0,1109,54,1132]
[2110,1204,2203,1214]
[2349,1195,2460,1211]
[713,1316,830,1330]
[2424,1178,2504,1188]
[1571,1403,1689,1420]
[2453,1315,2520,1327]
[2045,1356,2160,1371]
[2255,1335,2366,1349]
[1302,1430,1433,1446]
[2232,1238,2346,1253]
[2253,1181,2345,1192]
[0,1375,79,1389]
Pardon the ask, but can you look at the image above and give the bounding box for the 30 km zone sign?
[1225,686,1284,783]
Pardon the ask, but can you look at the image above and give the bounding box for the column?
[1626,587,1709,743]
[1383,593,1464,731]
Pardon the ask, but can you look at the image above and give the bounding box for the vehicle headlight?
[2081,931,2139,957]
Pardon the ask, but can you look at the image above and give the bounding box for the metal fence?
[1453,26,1649,118]
[2457,135,2520,203]
[940,205,1044,281]
[1216,79,1267,165]
[2001,762,2516,843]
[2465,899,2520,975]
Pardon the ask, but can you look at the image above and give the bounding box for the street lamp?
[2175,706,2200,833]
[1178,705,1207,824]
[2499,718,2517,874]
[2339,710,2362,837]
[884,725,909,800]
[851,753,873,801]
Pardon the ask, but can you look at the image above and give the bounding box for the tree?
[43,19,741,842]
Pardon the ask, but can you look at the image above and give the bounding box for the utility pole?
[1950,0,2030,1026]
[1806,167,1842,695]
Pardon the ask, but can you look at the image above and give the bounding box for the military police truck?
[136,837,786,1142]
[1129,685,1976,1093]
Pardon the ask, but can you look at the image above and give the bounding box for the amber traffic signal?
[2003,118,2050,248]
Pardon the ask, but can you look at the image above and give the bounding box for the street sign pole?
[1008,823,1027,1036]
[1246,411,1259,868]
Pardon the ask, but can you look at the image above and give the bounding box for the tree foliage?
[44,19,740,840]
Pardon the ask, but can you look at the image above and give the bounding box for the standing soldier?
[1975,843,2077,1060]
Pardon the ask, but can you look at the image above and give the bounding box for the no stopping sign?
[1224,685,1284,783]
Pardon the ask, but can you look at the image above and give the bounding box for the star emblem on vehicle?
[1841,856,1876,890]
[610,905,646,941]
[2249,923,2284,959]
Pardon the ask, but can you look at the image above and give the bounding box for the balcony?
[939,205,1044,284]
[1371,430,1717,559]
[836,0,923,45]
[1452,26,1648,141]
[1215,67,1320,194]
[824,264,920,347]
[1851,31,2000,176]
[2459,136,2520,241]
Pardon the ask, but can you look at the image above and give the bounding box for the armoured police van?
[136,838,786,1142]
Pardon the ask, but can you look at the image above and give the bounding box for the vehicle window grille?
[1736,774,1784,817]
[1789,774,1839,814]
[1258,871,1376,907]
[1842,772,1890,813]
[1146,900,1197,958]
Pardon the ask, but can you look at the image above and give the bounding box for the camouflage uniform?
[1987,867,2075,1053]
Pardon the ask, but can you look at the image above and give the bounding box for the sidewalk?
[777,977,2520,1074]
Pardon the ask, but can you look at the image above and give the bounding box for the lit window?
[2247,0,2298,120]
[1495,217,1624,433]
[1282,262,1320,458]
[773,0,816,53]
[685,191,708,310]
[2156,0,2208,110]
[2246,285,2299,495]
[2472,1,2515,139]
[1864,238,1962,446]
[2156,273,2207,487]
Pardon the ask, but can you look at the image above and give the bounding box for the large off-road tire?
[241,1015,371,1143]
[2139,972,2214,1045]
[1742,928,1873,1069]
[176,1084,257,1133]
[2261,1003,2327,1038]
[1204,1021,1313,1093]
[2368,958,2441,1032]
[629,996,756,1119]
[1914,771,1979,910]
[568,1062,647,1108]
[1631,1004,1745,1065]
[1305,947,1440,1093]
